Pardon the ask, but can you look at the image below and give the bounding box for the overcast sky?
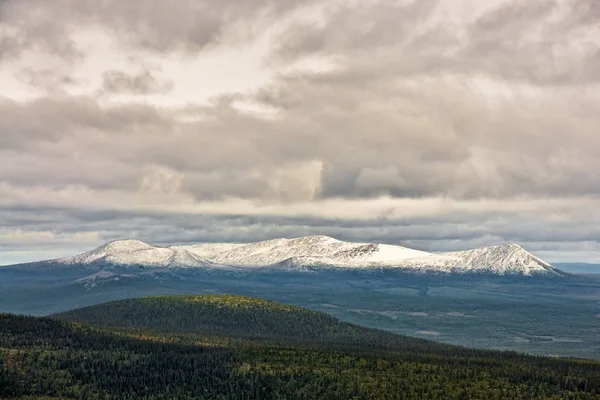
[1,0,599,265]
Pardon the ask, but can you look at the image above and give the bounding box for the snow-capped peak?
[449,243,556,274]
[399,243,558,275]
[59,239,218,269]
[48,236,559,276]
[97,239,154,251]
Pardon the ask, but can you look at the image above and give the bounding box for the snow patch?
[74,270,137,289]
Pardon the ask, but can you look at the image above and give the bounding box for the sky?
[1,0,600,265]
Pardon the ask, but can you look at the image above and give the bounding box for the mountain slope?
[399,244,559,275]
[170,242,246,257]
[74,270,139,289]
[3,296,600,399]
[180,235,432,267]
[59,239,222,269]
[15,235,561,276]
[53,294,431,345]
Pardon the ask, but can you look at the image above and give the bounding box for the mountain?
[53,294,422,344]
[59,239,223,269]
[398,244,558,275]
[13,235,561,276]
[179,235,431,267]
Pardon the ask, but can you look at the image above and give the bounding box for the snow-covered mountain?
[43,235,560,276]
[396,244,557,275]
[179,235,431,268]
[60,239,221,269]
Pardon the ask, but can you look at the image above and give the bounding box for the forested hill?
[1,295,599,399]
[54,294,360,339]
[53,294,442,349]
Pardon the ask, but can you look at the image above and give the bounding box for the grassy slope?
[0,295,599,399]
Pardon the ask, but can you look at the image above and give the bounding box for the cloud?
[0,228,99,244]
[140,165,185,194]
[1,0,599,263]
[101,69,173,95]
[0,0,319,58]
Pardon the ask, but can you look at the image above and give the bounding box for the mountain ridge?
[6,235,562,276]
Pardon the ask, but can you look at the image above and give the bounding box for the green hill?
[54,294,359,339]
[52,294,443,350]
[1,295,599,399]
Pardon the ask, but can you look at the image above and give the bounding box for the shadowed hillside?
[54,295,446,350]
[1,295,599,399]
